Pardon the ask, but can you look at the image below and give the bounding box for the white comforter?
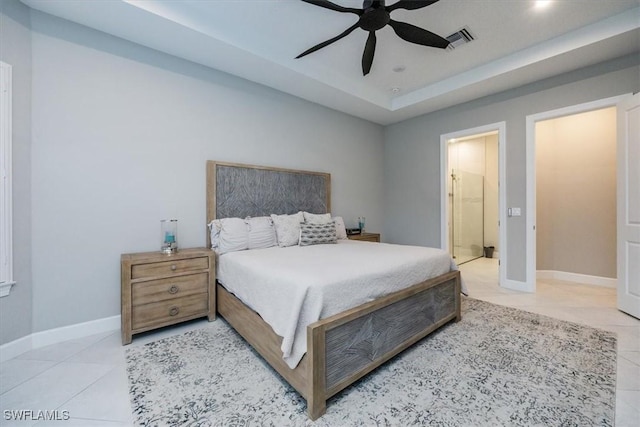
[217,240,461,369]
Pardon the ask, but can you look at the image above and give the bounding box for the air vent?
[446,27,475,50]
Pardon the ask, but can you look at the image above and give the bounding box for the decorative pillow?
[303,211,332,224]
[245,216,277,250]
[333,216,348,240]
[299,221,337,246]
[209,218,249,254]
[270,212,304,247]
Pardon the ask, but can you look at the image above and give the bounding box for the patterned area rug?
[126,298,617,426]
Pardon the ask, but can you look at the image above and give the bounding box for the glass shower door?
[451,169,484,264]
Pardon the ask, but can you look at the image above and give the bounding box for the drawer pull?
[169,306,180,316]
[170,264,177,271]
[168,285,179,294]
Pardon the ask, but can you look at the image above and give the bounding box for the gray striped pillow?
[299,221,337,246]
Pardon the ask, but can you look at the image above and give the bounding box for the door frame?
[440,121,507,287]
[525,94,629,292]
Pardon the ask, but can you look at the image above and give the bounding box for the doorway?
[523,96,625,292]
[535,107,617,286]
[447,132,498,264]
[441,122,506,284]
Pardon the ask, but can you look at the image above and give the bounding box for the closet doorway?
[534,107,617,287]
[525,94,632,296]
[441,122,506,285]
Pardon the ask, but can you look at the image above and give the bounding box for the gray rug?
[126,298,617,426]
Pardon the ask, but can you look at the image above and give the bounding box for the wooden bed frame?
[206,161,461,420]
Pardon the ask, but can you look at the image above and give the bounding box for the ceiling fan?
[296,0,450,76]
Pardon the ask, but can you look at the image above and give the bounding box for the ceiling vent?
[446,27,475,50]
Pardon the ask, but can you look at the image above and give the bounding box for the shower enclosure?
[449,169,484,264]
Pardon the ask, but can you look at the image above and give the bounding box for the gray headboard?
[206,161,331,244]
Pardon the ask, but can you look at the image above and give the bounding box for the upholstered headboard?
[206,161,331,245]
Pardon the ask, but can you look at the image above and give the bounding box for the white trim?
[0,61,13,295]
[0,315,120,363]
[502,279,531,293]
[441,122,508,288]
[0,334,32,363]
[537,270,617,288]
[0,281,15,297]
[525,95,629,294]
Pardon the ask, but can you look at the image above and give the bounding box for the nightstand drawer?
[132,293,208,330]
[132,273,208,306]
[348,232,380,242]
[131,257,209,279]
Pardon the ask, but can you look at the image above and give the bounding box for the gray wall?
[384,57,640,283]
[0,0,33,345]
[25,11,383,335]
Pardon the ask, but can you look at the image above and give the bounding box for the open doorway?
[526,95,628,292]
[441,122,506,286]
[535,107,617,288]
[447,132,499,264]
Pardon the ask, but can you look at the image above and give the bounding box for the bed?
[206,160,461,420]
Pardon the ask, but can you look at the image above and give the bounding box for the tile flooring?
[0,257,638,426]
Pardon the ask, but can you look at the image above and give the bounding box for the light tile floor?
[0,258,638,426]
[460,258,640,427]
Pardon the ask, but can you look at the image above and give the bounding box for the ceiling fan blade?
[296,23,360,59]
[386,0,439,12]
[301,0,363,15]
[362,32,376,75]
[388,20,449,49]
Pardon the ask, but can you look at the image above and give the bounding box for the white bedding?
[217,240,462,369]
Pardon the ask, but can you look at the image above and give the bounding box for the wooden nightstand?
[121,248,215,345]
[347,232,380,243]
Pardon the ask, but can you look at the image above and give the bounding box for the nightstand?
[121,248,215,345]
[347,232,380,243]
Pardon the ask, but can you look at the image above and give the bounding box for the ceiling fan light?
[535,0,553,9]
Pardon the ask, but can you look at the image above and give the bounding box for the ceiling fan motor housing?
[359,9,391,31]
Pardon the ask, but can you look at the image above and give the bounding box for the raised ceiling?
[21,0,640,125]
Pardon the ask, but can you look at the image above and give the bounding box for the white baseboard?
[536,270,617,288]
[0,335,32,363]
[0,315,120,363]
[501,279,533,293]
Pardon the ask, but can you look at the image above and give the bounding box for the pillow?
[303,211,332,224]
[270,212,304,247]
[299,221,337,246]
[209,217,249,254]
[245,216,277,250]
[333,216,348,240]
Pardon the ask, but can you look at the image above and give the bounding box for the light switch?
[508,207,522,217]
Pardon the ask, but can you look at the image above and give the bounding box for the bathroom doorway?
[441,122,506,284]
[447,132,499,264]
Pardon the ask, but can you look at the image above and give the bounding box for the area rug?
[126,298,617,426]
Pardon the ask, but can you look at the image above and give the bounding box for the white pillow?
[303,211,332,224]
[271,212,304,247]
[209,218,249,254]
[333,216,348,240]
[245,216,277,250]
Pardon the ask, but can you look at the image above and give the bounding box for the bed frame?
[206,160,461,420]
